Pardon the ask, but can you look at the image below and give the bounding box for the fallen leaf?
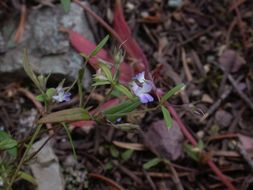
[219,49,246,73]
[140,120,184,160]
[113,141,146,151]
[215,109,233,128]
[114,0,149,71]
[238,134,253,152]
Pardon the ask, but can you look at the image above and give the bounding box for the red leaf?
[90,98,120,115]
[114,0,149,71]
[68,29,111,69]
[71,120,96,128]
[66,29,133,82]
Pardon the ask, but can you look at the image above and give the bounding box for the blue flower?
[131,72,154,103]
[52,87,71,103]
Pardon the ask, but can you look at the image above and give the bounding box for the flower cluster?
[131,72,154,103]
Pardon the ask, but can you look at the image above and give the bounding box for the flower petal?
[131,81,142,96]
[141,80,152,93]
[133,71,145,83]
[139,93,154,103]
[53,87,71,103]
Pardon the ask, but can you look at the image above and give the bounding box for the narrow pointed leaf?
[104,98,140,121]
[161,83,185,103]
[115,84,133,99]
[62,123,77,160]
[143,158,162,169]
[91,35,110,56]
[103,97,139,115]
[38,108,90,123]
[161,106,173,128]
[99,63,113,81]
[23,50,41,91]
[92,80,111,86]
[121,149,134,162]
[18,171,37,185]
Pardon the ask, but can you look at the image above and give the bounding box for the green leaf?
[60,0,71,13]
[91,35,109,57]
[23,50,42,92]
[92,80,111,86]
[198,139,205,150]
[104,161,113,171]
[184,144,200,162]
[143,158,162,170]
[80,53,89,61]
[103,98,140,121]
[0,131,17,157]
[161,83,185,103]
[161,106,173,129]
[62,123,77,160]
[121,149,133,162]
[115,84,133,99]
[35,94,46,102]
[18,171,37,185]
[38,108,90,123]
[104,97,139,115]
[99,63,113,82]
[46,88,56,100]
[0,139,17,150]
[110,146,119,158]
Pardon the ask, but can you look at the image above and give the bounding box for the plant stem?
[6,124,42,190]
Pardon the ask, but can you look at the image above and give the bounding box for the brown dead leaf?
[140,120,184,161]
[238,134,253,153]
[215,109,233,128]
[112,141,146,151]
[219,49,246,73]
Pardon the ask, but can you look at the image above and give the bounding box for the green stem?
[6,124,43,190]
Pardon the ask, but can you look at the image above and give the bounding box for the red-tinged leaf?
[118,63,134,83]
[38,108,90,124]
[71,120,96,127]
[71,98,120,128]
[66,29,133,82]
[114,0,149,71]
[90,98,120,115]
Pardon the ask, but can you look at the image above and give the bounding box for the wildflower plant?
[4,35,185,189]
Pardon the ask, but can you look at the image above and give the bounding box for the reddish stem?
[164,102,236,190]
[74,1,237,189]
[164,102,197,145]
[88,173,124,190]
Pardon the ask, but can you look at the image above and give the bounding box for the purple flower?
[131,72,154,103]
[52,87,71,103]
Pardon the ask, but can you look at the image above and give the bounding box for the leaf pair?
[103,97,141,121]
[160,84,185,128]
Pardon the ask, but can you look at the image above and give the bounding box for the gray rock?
[0,3,94,88]
[141,120,184,161]
[29,137,65,190]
